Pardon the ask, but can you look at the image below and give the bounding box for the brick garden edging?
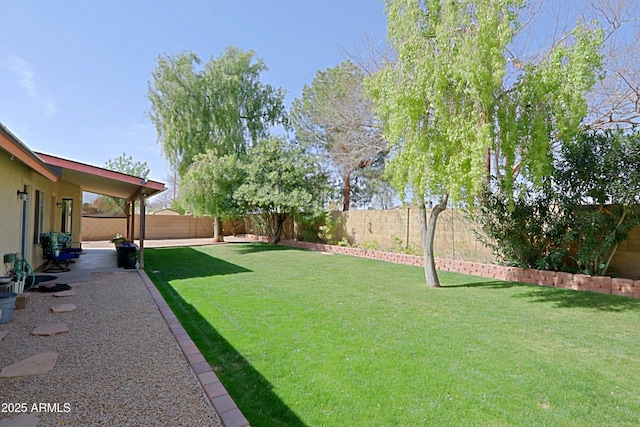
[138,269,250,427]
[244,234,640,299]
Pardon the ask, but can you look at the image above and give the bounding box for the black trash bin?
[124,248,137,269]
[116,243,138,269]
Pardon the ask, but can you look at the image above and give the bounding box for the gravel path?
[0,271,221,426]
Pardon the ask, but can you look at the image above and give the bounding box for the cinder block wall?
[332,208,493,263]
[82,209,640,279]
[82,215,214,240]
[610,226,640,279]
[82,217,128,240]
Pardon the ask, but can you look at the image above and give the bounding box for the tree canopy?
[367,0,604,286]
[147,46,288,240]
[104,152,150,178]
[91,153,151,216]
[147,46,288,175]
[235,137,328,244]
[291,60,388,210]
[180,152,245,220]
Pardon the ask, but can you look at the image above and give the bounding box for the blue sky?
[0,0,388,186]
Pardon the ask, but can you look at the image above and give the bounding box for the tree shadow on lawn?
[514,286,640,312]
[445,280,640,312]
[145,247,252,281]
[152,270,307,427]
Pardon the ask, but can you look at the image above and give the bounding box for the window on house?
[33,189,45,244]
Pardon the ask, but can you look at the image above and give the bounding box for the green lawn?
[144,243,640,427]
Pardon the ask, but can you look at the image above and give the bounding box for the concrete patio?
[0,239,250,427]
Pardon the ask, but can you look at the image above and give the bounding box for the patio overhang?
[35,152,166,269]
[35,152,165,201]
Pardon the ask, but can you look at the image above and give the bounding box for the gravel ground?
[0,271,221,426]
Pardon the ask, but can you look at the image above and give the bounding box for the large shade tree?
[235,137,328,244]
[180,152,245,227]
[367,0,603,287]
[147,47,288,240]
[291,60,388,210]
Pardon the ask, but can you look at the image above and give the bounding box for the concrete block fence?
[244,234,640,299]
[82,209,640,278]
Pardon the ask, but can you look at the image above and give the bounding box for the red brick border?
[244,234,640,298]
[138,270,250,427]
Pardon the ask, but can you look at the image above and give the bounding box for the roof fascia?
[0,123,59,182]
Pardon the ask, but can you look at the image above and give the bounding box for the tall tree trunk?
[212,216,224,242]
[271,213,287,244]
[342,171,351,211]
[418,194,449,287]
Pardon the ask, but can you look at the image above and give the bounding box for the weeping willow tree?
[367,0,603,287]
[147,47,288,241]
[180,152,245,235]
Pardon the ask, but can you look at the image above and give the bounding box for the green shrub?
[473,129,640,276]
[317,211,342,244]
[390,235,423,256]
[358,240,381,251]
[472,182,571,271]
[337,237,351,247]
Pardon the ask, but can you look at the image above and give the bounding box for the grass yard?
[145,243,640,426]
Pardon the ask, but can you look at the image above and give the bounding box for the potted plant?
[111,233,132,245]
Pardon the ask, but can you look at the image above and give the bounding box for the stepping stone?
[51,303,77,314]
[52,290,77,297]
[0,330,8,341]
[0,351,58,377]
[0,413,40,427]
[31,323,69,336]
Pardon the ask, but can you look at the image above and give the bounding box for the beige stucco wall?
[0,153,83,269]
[330,208,494,263]
[82,215,215,241]
[611,225,640,279]
[1,153,27,266]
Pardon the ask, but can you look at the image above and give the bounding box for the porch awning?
[35,152,165,201]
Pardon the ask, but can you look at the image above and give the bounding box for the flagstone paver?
[52,290,77,297]
[50,303,76,313]
[0,351,58,377]
[31,323,69,336]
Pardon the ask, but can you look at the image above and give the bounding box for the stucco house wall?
[1,151,83,269]
[1,151,29,264]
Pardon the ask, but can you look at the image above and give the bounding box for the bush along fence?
[244,234,640,299]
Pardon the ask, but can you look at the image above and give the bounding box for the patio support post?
[125,201,132,240]
[130,200,136,241]
[139,191,146,269]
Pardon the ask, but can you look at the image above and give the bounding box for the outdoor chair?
[59,232,83,255]
[40,233,78,273]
